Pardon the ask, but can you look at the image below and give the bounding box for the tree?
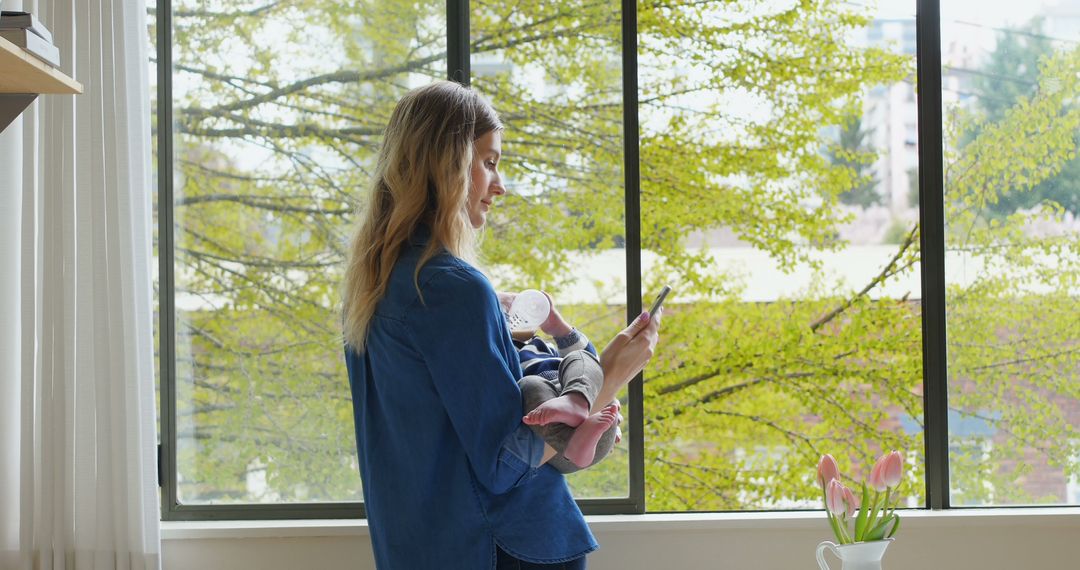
[962,17,1080,216]
[825,115,881,208]
[155,0,1079,509]
[939,41,1080,504]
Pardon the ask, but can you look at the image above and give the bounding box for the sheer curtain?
[0,0,160,568]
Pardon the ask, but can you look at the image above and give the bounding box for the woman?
[342,81,660,569]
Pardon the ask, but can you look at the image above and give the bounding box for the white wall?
[162,510,1080,569]
[0,61,24,562]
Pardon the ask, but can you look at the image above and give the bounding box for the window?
[158,0,447,515]
[155,0,1079,519]
[469,1,634,501]
[942,0,1080,507]
[635,0,925,511]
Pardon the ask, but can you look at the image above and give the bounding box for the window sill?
[160,507,1080,540]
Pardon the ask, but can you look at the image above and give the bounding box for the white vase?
[816,538,893,570]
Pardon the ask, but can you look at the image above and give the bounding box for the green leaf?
[854,481,870,541]
[886,515,901,539]
[864,514,897,542]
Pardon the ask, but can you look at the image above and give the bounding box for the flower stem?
[838,516,853,544]
[860,489,881,542]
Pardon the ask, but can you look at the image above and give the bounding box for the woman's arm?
[592,309,662,414]
[407,266,546,494]
[540,290,662,414]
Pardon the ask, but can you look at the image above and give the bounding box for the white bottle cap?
[506,289,550,333]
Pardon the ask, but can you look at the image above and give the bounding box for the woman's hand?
[593,309,662,413]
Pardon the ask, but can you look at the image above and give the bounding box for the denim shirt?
[344,228,597,569]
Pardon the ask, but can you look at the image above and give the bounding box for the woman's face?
[466,129,505,229]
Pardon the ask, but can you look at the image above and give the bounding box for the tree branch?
[201,54,445,115]
[177,110,381,144]
[705,408,820,451]
[177,193,351,216]
[148,1,284,20]
[810,222,919,332]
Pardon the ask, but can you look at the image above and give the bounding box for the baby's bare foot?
[564,408,619,468]
[523,392,589,427]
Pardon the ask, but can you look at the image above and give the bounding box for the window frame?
[915,0,950,510]
[156,0,647,520]
[156,0,960,521]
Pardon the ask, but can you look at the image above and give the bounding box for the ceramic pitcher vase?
[816,538,893,570]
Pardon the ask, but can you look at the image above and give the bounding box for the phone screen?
[648,285,671,315]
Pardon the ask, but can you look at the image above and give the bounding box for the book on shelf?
[0,28,59,68]
[0,10,54,44]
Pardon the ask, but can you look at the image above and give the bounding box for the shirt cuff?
[554,328,588,354]
[502,422,546,468]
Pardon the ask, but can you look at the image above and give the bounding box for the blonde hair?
[342,81,502,350]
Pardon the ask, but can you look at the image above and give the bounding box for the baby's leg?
[523,351,602,427]
[586,403,620,464]
[563,404,619,469]
[545,422,619,474]
[546,400,620,474]
[518,375,576,453]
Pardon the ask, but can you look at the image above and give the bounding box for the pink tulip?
[826,479,848,517]
[869,451,904,492]
[842,484,860,519]
[868,458,887,492]
[817,454,840,488]
[881,451,903,488]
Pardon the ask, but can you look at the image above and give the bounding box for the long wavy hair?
[342,81,502,350]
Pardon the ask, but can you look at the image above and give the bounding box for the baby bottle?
[506,289,550,334]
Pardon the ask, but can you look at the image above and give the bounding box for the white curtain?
[0,0,161,568]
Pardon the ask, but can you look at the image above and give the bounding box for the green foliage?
[961,17,1080,216]
[825,115,881,208]
[160,0,1079,510]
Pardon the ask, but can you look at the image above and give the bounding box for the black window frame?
[157,0,952,521]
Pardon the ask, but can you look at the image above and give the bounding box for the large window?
[469,1,634,502]
[941,0,1080,506]
[637,0,926,511]
[155,0,1079,519]
[158,0,448,513]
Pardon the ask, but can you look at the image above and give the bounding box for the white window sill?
[160,507,1080,540]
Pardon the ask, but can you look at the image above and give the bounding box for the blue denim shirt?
[344,228,597,569]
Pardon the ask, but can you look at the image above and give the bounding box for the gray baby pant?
[518,350,618,474]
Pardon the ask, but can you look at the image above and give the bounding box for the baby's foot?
[563,408,619,468]
[599,401,623,443]
[523,392,589,427]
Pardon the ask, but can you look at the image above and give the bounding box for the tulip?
[868,457,887,492]
[826,479,848,517]
[869,451,904,492]
[842,484,860,519]
[817,454,840,488]
[881,450,903,488]
[817,448,905,545]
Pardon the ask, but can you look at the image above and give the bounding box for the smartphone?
[648,285,672,316]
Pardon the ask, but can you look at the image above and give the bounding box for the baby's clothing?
[513,329,617,474]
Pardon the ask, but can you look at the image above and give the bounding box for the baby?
[500,292,621,472]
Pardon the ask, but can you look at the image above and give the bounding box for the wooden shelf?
[0,35,82,94]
